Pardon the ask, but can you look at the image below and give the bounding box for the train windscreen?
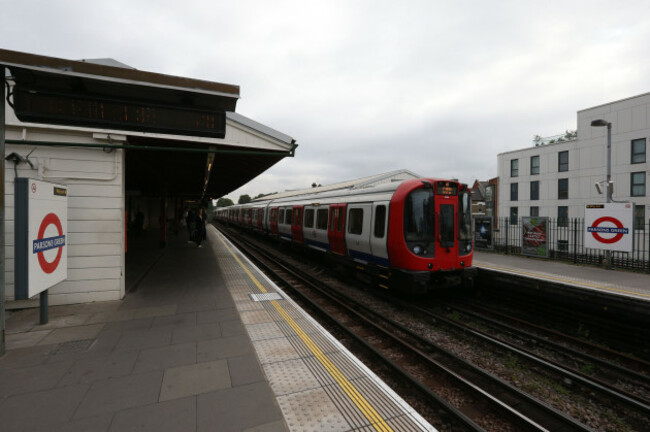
[459,190,473,255]
[404,188,435,257]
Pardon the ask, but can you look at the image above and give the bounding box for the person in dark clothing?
[195,208,207,247]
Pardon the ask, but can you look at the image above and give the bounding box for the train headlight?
[413,245,422,255]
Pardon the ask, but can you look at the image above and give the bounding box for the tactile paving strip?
[277,387,352,432]
[211,229,435,432]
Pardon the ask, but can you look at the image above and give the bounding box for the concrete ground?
[0,229,287,432]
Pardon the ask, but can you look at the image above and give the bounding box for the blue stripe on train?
[348,249,390,267]
[305,238,330,252]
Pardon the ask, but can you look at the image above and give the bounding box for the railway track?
[439,299,650,399]
[218,226,618,431]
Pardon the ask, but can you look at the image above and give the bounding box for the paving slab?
[197,382,285,432]
[73,370,164,419]
[159,359,231,401]
[108,396,196,432]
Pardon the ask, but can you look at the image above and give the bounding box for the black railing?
[478,217,650,273]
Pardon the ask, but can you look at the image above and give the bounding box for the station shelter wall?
[4,125,126,305]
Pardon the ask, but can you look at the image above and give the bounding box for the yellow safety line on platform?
[476,263,650,299]
[218,234,393,432]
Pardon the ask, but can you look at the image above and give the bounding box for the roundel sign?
[14,179,68,300]
[584,203,633,252]
[34,212,66,274]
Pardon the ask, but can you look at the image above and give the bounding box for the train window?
[329,208,337,230]
[304,209,315,228]
[316,209,328,230]
[279,209,285,225]
[440,204,455,248]
[338,209,345,232]
[404,188,435,257]
[404,189,434,241]
[374,205,386,238]
[459,190,473,255]
[348,208,364,235]
[285,209,292,225]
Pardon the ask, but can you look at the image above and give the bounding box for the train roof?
[254,169,422,201]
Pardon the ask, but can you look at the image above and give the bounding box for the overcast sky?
[2,1,649,200]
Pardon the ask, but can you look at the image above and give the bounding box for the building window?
[634,205,645,230]
[510,183,518,201]
[530,181,539,200]
[558,178,568,199]
[558,206,568,227]
[558,151,569,172]
[530,155,540,175]
[631,172,646,196]
[510,207,518,225]
[530,206,539,217]
[510,159,519,177]
[631,138,646,164]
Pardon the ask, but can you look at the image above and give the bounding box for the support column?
[159,195,167,248]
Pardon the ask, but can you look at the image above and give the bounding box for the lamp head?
[590,119,610,127]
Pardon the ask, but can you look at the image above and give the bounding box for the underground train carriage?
[215,178,475,293]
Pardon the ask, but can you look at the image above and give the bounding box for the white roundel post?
[14,178,68,323]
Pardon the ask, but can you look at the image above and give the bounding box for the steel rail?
[441,300,650,402]
[395,297,650,417]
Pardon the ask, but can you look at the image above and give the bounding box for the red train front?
[387,178,474,292]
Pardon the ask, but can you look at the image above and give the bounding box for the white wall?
[5,125,126,305]
[498,92,650,220]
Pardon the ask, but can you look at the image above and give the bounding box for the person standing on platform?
[195,208,207,247]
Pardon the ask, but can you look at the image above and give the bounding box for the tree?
[216,197,234,207]
[238,194,252,204]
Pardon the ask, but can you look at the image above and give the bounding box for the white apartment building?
[497,92,650,227]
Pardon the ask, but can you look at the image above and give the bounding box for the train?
[214,178,475,293]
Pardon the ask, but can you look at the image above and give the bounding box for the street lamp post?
[590,119,612,268]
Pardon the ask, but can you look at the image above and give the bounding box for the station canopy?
[0,48,296,200]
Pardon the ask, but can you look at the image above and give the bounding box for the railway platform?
[473,250,650,302]
[0,225,433,432]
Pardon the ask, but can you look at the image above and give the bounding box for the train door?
[370,202,389,265]
[345,203,372,262]
[328,204,347,255]
[291,206,304,243]
[435,183,458,269]
[257,208,264,231]
[269,207,279,235]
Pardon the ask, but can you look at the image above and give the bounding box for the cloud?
[2,1,649,200]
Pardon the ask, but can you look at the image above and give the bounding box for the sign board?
[522,217,549,258]
[474,216,493,250]
[584,203,634,252]
[14,178,68,299]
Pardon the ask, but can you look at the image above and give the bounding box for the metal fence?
[477,217,650,272]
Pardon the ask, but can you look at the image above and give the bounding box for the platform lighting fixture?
[590,119,613,269]
[590,119,612,203]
